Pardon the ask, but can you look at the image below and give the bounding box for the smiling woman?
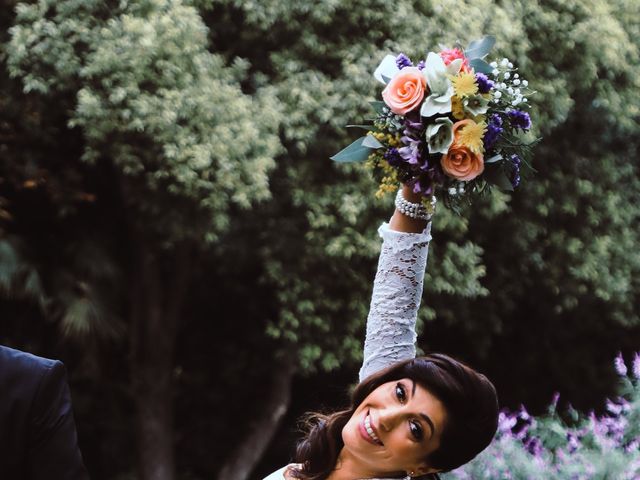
[263,185,498,480]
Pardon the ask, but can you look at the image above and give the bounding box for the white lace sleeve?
[358,221,432,382]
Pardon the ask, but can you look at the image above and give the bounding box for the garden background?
[0,0,639,479]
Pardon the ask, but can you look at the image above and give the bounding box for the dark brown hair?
[291,354,498,480]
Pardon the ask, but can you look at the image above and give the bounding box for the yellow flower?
[386,134,401,147]
[451,72,478,98]
[451,96,466,120]
[453,119,486,154]
[365,151,383,169]
[376,174,399,198]
[373,132,386,141]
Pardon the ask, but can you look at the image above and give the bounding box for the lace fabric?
[359,222,432,383]
[264,222,433,480]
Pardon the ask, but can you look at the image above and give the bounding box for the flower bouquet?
[331,36,536,211]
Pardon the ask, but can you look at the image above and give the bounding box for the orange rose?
[441,144,484,181]
[381,67,427,115]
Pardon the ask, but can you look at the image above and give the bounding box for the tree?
[199,0,640,477]
[2,0,639,478]
[6,1,280,479]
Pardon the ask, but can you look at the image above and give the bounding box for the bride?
[264,185,498,480]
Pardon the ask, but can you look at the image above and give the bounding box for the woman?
[265,185,498,480]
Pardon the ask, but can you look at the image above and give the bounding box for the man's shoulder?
[0,345,61,378]
[0,345,67,425]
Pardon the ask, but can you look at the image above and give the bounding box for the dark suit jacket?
[0,345,89,479]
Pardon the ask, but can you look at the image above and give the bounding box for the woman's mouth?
[359,410,383,446]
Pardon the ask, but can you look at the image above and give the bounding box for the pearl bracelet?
[395,189,434,221]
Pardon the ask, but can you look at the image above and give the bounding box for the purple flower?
[518,405,531,421]
[614,352,628,376]
[625,440,639,453]
[606,399,623,415]
[632,352,640,379]
[398,139,421,165]
[383,147,403,167]
[498,411,517,433]
[524,436,544,457]
[566,432,581,453]
[404,117,424,131]
[511,154,522,167]
[475,72,494,93]
[398,114,425,165]
[417,60,425,70]
[507,109,532,131]
[510,154,521,188]
[483,114,503,151]
[410,176,434,196]
[396,53,413,70]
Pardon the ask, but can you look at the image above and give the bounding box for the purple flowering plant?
[444,352,640,479]
[331,36,539,212]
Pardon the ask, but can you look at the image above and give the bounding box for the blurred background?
[1,0,639,479]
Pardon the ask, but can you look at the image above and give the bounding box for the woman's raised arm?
[358,185,433,382]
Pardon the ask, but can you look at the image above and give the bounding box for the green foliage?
[7,0,281,245]
[2,0,640,476]
[0,237,44,305]
[445,357,640,479]
[196,0,640,384]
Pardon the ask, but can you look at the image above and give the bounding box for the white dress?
[263,222,432,480]
[263,465,292,480]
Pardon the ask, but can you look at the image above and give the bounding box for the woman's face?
[341,378,447,477]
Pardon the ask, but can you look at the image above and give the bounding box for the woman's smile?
[359,410,383,446]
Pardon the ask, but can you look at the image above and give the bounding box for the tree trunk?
[217,352,297,480]
[130,242,191,480]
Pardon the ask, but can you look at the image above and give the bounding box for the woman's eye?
[409,420,424,441]
[395,383,407,403]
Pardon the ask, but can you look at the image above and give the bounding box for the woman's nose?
[378,406,402,432]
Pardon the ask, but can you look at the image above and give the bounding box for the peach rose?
[381,67,427,115]
[441,144,484,181]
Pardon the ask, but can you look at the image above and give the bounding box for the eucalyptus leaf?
[362,135,384,149]
[465,36,496,59]
[330,136,374,163]
[370,100,386,115]
[469,58,493,74]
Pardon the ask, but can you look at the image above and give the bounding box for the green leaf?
[362,135,384,149]
[484,166,514,191]
[370,100,386,114]
[330,136,374,163]
[485,154,503,164]
[469,58,493,74]
[346,124,374,131]
[465,36,496,59]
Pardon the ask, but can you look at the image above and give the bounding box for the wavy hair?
[291,353,498,480]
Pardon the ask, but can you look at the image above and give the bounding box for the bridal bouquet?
[331,36,535,210]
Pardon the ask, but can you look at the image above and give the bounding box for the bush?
[445,353,640,479]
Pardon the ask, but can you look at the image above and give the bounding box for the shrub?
[445,353,640,479]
